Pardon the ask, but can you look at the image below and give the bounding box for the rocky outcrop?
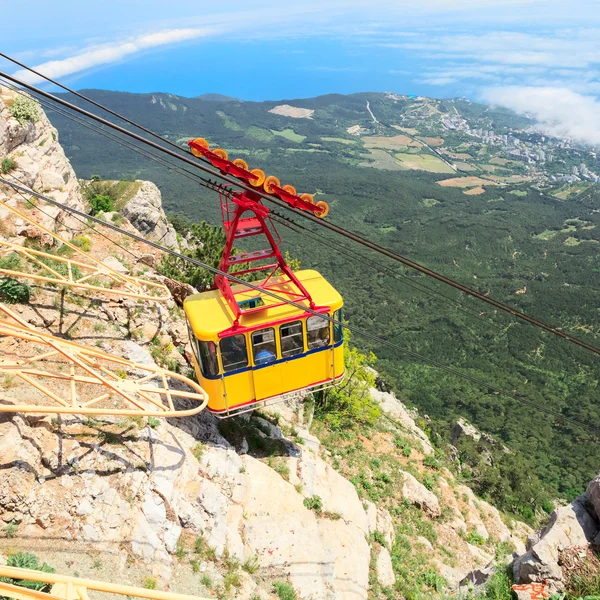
[370,387,434,455]
[401,471,441,518]
[122,181,178,249]
[0,87,85,239]
[513,491,600,592]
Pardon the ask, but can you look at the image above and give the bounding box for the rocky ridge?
[0,86,85,238]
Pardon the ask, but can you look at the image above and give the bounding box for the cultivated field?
[363,134,422,150]
[395,153,455,173]
[438,176,498,188]
[464,186,485,195]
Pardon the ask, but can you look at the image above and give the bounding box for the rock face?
[0,87,85,238]
[122,181,179,249]
[401,471,441,518]
[370,387,434,455]
[513,492,600,591]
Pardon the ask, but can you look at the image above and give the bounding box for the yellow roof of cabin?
[184,269,343,337]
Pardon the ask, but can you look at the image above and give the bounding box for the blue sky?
[2,1,600,143]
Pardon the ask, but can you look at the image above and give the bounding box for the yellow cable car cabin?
[184,269,344,417]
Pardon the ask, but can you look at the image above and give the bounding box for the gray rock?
[586,473,600,520]
[451,418,481,443]
[102,256,129,274]
[401,471,441,518]
[376,547,396,588]
[514,496,599,588]
[122,181,179,249]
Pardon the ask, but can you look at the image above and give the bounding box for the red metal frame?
[214,189,317,327]
[187,138,331,328]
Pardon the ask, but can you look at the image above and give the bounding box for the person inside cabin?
[307,316,330,349]
[253,328,277,365]
[220,335,248,371]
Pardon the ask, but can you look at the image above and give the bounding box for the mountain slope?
[40,88,600,508]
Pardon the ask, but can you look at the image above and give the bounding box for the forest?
[46,90,600,515]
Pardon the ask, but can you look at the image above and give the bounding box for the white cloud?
[482,86,600,145]
[13,28,212,84]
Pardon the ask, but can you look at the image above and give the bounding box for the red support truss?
[214,189,316,326]
[186,137,333,328]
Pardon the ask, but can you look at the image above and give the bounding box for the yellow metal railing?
[0,566,210,600]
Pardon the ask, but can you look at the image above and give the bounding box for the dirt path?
[366,101,378,124]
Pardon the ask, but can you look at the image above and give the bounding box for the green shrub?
[8,96,39,126]
[71,236,91,252]
[273,581,296,600]
[4,521,18,538]
[143,576,157,590]
[0,552,55,593]
[89,194,115,215]
[483,566,513,600]
[1,157,17,174]
[0,253,21,271]
[0,278,31,304]
[303,495,323,514]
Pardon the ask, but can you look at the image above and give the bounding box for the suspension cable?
[1,68,599,359]
[0,176,597,439]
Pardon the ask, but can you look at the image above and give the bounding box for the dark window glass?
[220,335,248,373]
[280,321,304,358]
[198,340,219,377]
[307,315,331,350]
[252,328,277,365]
[333,309,343,343]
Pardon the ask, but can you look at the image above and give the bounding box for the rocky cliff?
[0,87,85,238]
[512,476,600,595]
[0,90,535,600]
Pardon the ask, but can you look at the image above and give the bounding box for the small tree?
[89,194,115,215]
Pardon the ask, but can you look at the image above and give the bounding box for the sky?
[2,0,600,144]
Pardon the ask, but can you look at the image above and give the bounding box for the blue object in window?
[255,349,276,365]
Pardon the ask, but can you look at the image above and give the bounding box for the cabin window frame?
[280,320,305,358]
[333,308,343,344]
[251,327,278,366]
[219,334,249,373]
[197,340,219,378]
[306,315,331,350]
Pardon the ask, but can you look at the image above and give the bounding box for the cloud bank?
[14,28,212,84]
[482,86,600,146]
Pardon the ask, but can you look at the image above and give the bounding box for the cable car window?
[198,340,219,377]
[220,335,248,373]
[307,315,330,350]
[280,321,304,358]
[252,328,277,365]
[333,309,343,344]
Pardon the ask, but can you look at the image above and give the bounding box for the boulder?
[401,471,441,518]
[514,496,599,590]
[586,472,600,520]
[122,181,179,249]
[451,418,481,443]
[376,547,396,588]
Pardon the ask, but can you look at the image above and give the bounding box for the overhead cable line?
[0,80,504,333]
[270,212,506,331]
[0,176,597,440]
[1,69,599,359]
